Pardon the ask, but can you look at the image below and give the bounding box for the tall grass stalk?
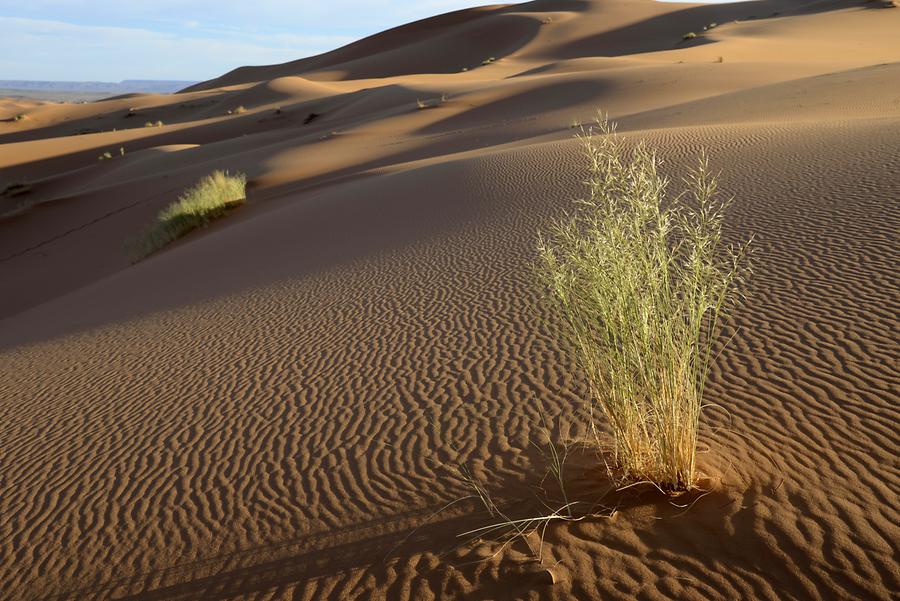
[133,170,246,261]
[537,116,749,491]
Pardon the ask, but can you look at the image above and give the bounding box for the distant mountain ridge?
[0,80,197,94]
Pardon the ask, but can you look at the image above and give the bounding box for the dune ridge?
[1,0,898,599]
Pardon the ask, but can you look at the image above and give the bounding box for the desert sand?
[1,0,898,599]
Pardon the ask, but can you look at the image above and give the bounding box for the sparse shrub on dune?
[416,94,448,110]
[536,115,750,492]
[1,182,31,198]
[683,32,697,41]
[0,181,34,217]
[132,170,247,261]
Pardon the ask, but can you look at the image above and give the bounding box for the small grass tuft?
[481,57,497,66]
[98,151,113,161]
[1,181,31,198]
[227,106,247,115]
[13,114,25,122]
[536,114,750,491]
[683,32,697,41]
[416,94,448,110]
[0,181,34,217]
[132,170,247,261]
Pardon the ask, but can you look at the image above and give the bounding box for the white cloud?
[0,1,742,82]
[0,2,498,36]
[0,16,353,81]
[0,1,500,81]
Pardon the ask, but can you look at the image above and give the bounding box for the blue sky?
[0,1,728,83]
[0,1,513,82]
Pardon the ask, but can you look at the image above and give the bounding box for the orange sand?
[1,1,898,599]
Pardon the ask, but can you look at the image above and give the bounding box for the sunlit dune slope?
[1,1,898,599]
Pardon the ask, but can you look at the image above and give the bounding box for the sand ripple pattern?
[1,120,897,600]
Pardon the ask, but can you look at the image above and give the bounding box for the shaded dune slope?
[1,1,898,600]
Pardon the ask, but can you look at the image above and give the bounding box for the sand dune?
[1,0,898,599]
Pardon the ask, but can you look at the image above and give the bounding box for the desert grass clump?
[1,181,31,198]
[416,94,448,110]
[132,170,247,260]
[0,181,34,217]
[683,32,697,41]
[536,116,749,491]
